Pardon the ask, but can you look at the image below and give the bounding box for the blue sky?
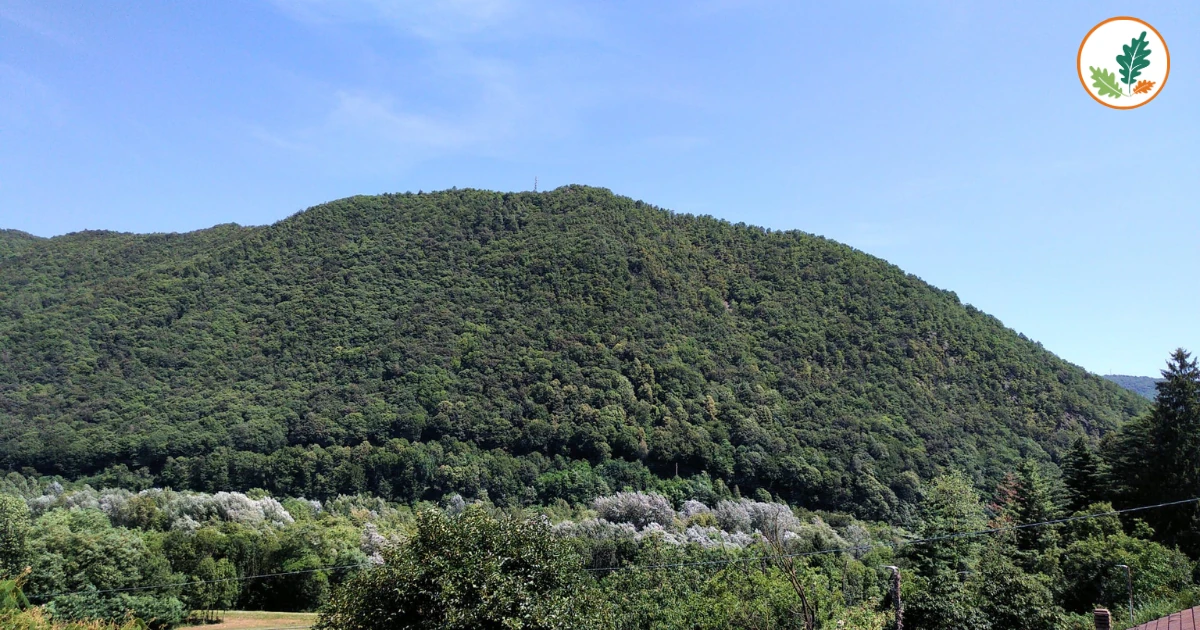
[1,1,1197,377]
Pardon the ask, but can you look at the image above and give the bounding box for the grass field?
[181,611,317,629]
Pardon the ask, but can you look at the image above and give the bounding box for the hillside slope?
[0,187,1146,519]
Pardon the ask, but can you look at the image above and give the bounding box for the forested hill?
[0,229,42,259]
[1103,374,1161,400]
[0,186,1147,521]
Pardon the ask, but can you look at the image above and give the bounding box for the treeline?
[312,349,1200,629]
[109,441,915,526]
[0,483,391,628]
[0,187,1146,521]
[5,345,1200,630]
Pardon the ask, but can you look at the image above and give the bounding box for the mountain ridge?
[0,186,1147,519]
[1103,374,1161,400]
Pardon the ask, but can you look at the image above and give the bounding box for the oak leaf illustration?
[1133,80,1155,95]
[1089,67,1123,99]
[1117,31,1152,89]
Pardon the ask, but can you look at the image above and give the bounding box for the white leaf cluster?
[360,522,390,565]
[24,486,295,528]
[592,492,675,528]
[679,500,711,519]
[563,493,861,553]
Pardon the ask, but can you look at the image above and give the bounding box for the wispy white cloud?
[254,0,605,167]
[0,1,78,47]
[328,91,480,149]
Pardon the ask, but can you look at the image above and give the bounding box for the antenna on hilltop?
[534,176,538,193]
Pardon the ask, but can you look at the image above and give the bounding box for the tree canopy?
[0,187,1146,519]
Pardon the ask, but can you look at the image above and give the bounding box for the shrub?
[592,492,675,529]
[47,593,184,630]
[315,506,608,629]
[1,606,149,630]
[1,494,31,574]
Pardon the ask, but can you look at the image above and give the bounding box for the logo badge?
[1077,17,1169,109]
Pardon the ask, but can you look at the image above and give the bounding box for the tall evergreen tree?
[1109,349,1200,552]
[906,472,987,577]
[1012,460,1062,577]
[1151,349,1200,550]
[1060,437,1106,513]
[1014,461,1059,549]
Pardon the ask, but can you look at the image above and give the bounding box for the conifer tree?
[1014,461,1059,549]
[1148,349,1200,549]
[1109,349,1200,552]
[1012,460,1061,577]
[1060,437,1106,513]
[907,472,987,576]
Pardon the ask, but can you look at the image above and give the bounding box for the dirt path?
[180,611,316,629]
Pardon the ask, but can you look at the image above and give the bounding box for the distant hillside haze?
[0,186,1148,520]
[1103,374,1162,400]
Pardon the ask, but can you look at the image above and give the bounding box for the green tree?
[904,570,990,630]
[315,506,608,629]
[903,472,990,630]
[1109,349,1200,552]
[1058,514,1191,615]
[906,472,986,576]
[1011,460,1061,575]
[970,544,1063,630]
[188,557,240,623]
[1060,437,1106,513]
[24,508,179,606]
[0,568,30,611]
[0,495,30,576]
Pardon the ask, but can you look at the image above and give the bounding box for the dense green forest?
[5,361,1200,630]
[0,230,41,260]
[1103,375,1162,400]
[0,186,1146,523]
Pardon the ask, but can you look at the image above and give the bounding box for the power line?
[582,496,1200,573]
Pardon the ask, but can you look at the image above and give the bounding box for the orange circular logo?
[1077,17,1169,109]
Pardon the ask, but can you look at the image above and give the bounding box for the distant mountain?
[0,186,1148,519]
[1103,374,1161,400]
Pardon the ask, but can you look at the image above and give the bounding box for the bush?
[1,606,149,630]
[47,593,184,630]
[0,494,31,575]
[315,506,608,629]
[592,492,675,529]
[1059,530,1192,614]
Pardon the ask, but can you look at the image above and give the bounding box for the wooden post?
[1117,564,1134,624]
[885,566,902,630]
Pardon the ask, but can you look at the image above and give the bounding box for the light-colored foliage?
[593,492,675,529]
